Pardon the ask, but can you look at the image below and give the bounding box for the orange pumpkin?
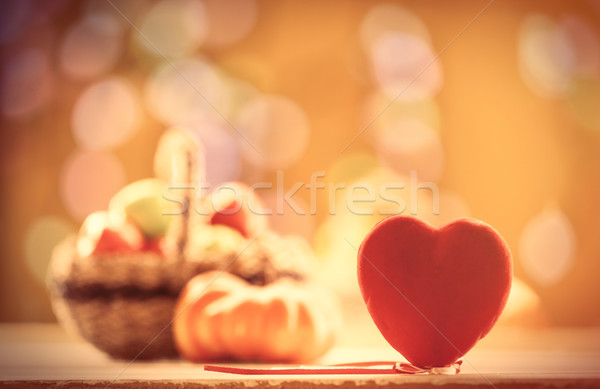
[173,271,337,363]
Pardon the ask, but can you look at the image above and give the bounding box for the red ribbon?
[204,360,462,375]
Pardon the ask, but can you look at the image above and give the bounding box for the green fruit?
[193,225,245,253]
[109,179,173,238]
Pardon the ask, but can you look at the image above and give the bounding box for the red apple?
[77,211,144,257]
[208,182,268,238]
[142,237,165,255]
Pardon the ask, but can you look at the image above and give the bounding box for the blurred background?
[0,0,599,339]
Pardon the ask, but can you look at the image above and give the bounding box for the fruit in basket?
[173,271,336,363]
[208,182,268,238]
[109,178,173,238]
[76,211,144,257]
[48,128,206,360]
[48,126,325,362]
[142,237,165,255]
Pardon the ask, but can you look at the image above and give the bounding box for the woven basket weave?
[50,291,179,359]
[48,236,234,360]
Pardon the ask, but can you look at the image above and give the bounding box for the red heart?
[357,216,512,368]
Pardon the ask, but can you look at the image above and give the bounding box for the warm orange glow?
[0,1,599,331]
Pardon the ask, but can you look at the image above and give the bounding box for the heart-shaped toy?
[357,216,512,368]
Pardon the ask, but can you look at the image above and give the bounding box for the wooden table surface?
[1,323,599,388]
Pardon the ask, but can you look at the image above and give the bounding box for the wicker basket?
[48,236,233,360]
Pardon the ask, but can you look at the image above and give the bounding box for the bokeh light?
[360,4,431,52]
[518,15,575,98]
[203,0,258,47]
[1,0,600,330]
[60,150,127,221]
[24,216,75,285]
[145,58,224,126]
[72,77,141,151]
[327,152,378,184]
[363,92,441,134]
[560,15,599,77]
[519,207,577,287]
[374,119,444,182]
[84,0,150,23]
[192,123,241,187]
[218,78,260,122]
[1,48,52,118]
[59,13,124,80]
[500,277,546,327]
[314,214,375,296]
[237,95,310,170]
[370,32,443,101]
[135,0,207,58]
[519,13,599,101]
